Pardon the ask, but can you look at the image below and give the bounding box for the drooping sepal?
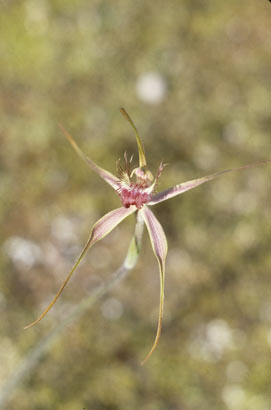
[24,206,137,329]
[139,206,168,364]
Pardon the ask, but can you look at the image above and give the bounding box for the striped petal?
[140,206,168,364]
[24,206,137,329]
[148,160,271,205]
[59,123,120,190]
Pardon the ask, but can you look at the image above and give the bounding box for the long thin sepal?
[120,108,147,168]
[58,123,120,191]
[148,160,271,205]
[24,206,136,329]
[140,206,168,364]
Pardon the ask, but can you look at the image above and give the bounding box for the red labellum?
[118,183,152,209]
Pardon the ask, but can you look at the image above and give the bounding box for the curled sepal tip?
[139,206,168,365]
[120,108,147,168]
[24,206,137,330]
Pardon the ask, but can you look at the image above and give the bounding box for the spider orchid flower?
[25,108,270,364]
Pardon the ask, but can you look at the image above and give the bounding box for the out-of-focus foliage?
[0,0,270,409]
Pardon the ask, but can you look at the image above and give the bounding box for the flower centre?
[118,183,152,209]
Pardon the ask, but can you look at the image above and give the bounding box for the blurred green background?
[0,1,270,409]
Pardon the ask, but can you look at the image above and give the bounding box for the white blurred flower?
[206,319,234,353]
[51,215,78,244]
[101,297,123,320]
[188,319,234,362]
[222,385,246,410]
[3,236,42,270]
[136,72,167,104]
[24,0,49,35]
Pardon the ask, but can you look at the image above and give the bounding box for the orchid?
[25,108,270,364]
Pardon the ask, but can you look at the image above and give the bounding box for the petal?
[140,206,168,364]
[120,108,147,168]
[59,123,120,191]
[148,160,271,205]
[24,206,137,329]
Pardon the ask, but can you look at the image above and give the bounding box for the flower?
[24,108,270,364]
